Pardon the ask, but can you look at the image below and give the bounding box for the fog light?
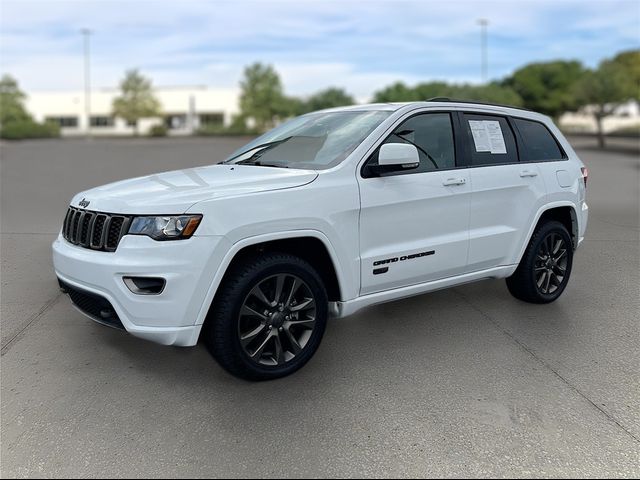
[123,276,166,295]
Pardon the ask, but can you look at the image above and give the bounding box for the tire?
[506,220,574,304]
[204,252,328,381]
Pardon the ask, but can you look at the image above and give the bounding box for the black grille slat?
[106,217,125,250]
[62,207,130,252]
[63,209,73,238]
[91,214,106,249]
[102,216,112,249]
[66,210,74,237]
[79,212,93,246]
[71,211,82,243]
[68,210,76,242]
[66,210,74,241]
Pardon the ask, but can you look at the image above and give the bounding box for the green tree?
[372,81,421,102]
[239,63,289,131]
[504,60,585,118]
[448,82,523,106]
[574,54,636,148]
[302,87,355,112]
[0,74,31,126]
[412,81,455,100]
[0,75,59,139]
[608,50,640,102]
[112,69,161,135]
[372,80,522,106]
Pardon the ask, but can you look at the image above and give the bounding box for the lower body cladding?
[52,233,225,346]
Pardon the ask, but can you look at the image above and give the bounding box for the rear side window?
[512,117,565,162]
[462,113,518,166]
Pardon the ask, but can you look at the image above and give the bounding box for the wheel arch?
[516,202,579,265]
[195,230,345,331]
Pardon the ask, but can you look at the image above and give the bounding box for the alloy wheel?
[237,274,317,366]
[534,232,568,295]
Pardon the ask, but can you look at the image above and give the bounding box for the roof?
[320,99,545,120]
[317,103,401,112]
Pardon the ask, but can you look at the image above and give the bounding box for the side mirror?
[368,143,420,176]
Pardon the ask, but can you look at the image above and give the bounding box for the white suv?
[53,100,588,380]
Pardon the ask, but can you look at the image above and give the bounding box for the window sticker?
[469,120,507,154]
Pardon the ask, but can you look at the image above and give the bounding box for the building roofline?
[25,85,239,94]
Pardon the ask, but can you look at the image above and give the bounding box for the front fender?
[192,229,351,328]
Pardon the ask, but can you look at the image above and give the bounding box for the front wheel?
[506,221,574,304]
[204,252,328,381]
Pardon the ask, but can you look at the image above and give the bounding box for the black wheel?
[204,252,328,381]
[506,221,573,304]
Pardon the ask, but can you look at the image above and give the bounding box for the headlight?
[128,215,202,240]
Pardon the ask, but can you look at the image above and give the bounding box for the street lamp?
[80,28,92,137]
[477,18,489,83]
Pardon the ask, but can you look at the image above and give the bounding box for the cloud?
[1,0,638,100]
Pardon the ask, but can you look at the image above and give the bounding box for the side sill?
[332,265,516,318]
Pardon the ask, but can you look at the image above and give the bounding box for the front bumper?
[53,233,224,346]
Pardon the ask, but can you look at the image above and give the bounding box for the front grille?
[62,207,131,252]
[58,279,125,330]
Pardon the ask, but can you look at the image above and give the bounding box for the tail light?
[581,167,588,188]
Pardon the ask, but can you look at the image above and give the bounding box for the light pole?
[477,18,489,83]
[80,28,92,137]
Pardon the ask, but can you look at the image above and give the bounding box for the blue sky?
[1,0,638,100]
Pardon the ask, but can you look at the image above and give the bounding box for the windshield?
[224,110,391,170]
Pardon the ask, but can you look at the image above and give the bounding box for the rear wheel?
[204,252,328,381]
[506,221,573,304]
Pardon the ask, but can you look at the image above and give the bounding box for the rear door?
[462,112,548,270]
[510,115,572,201]
[358,111,471,295]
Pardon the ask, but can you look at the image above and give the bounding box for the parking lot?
[1,136,638,477]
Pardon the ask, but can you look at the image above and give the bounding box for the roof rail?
[425,97,531,112]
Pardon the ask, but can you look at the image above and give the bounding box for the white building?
[25,85,240,136]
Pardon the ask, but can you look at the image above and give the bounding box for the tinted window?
[199,112,224,126]
[512,117,564,161]
[367,113,456,175]
[90,116,114,127]
[462,113,518,166]
[45,116,78,128]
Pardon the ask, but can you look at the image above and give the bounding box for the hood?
[70,164,318,214]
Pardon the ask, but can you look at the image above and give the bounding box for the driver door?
[358,112,471,295]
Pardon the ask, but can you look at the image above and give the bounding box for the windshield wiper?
[223,136,293,164]
[238,161,289,168]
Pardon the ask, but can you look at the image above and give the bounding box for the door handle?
[520,170,538,178]
[442,178,467,186]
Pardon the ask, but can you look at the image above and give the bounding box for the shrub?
[0,120,60,140]
[148,124,168,137]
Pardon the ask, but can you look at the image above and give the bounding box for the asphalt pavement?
[1,135,638,478]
